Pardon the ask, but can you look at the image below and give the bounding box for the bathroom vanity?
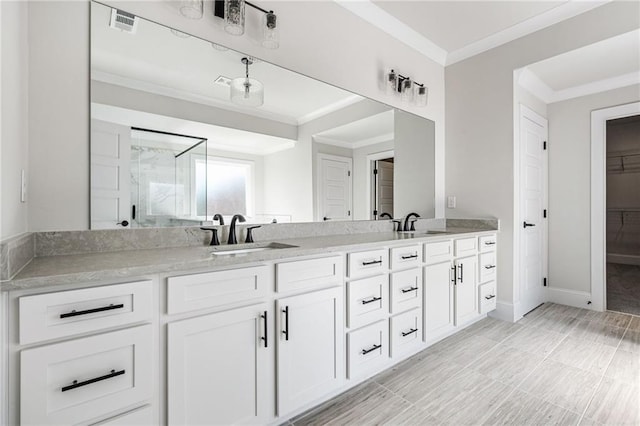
[0,227,497,425]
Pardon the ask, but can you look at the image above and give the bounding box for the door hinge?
[543,209,547,218]
[543,141,547,150]
[348,170,351,177]
[348,210,351,216]
[373,209,378,217]
[373,168,378,175]
[543,277,547,287]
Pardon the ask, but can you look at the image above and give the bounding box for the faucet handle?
[392,220,402,232]
[200,227,220,246]
[245,225,261,243]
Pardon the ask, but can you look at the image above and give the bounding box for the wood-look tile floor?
[290,303,640,426]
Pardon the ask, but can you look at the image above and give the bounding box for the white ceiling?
[91,2,360,127]
[314,110,394,149]
[336,0,611,66]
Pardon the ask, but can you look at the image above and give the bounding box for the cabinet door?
[277,287,344,416]
[168,303,270,426]
[424,261,454,342]
[454,255,478,326]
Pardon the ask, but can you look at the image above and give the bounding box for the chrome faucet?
[228,214,246,244]
[403,212,420,231]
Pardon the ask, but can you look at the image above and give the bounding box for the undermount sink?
[397,230,450,235]
[211,242,298,256]
[423,230,450,234]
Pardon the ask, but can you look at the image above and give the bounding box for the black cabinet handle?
[451,266,457,285]
[401,328,418,337]
[485,294,496,300]
[362,259,382,266]
[401,286,419,294]
[362,296,382,305]
[484,241,496,246]
[60,303,124,319]
[523,222,536,228]
[61,369,125,392]
[458,264,463,282]
[361,344,382,355]
[260,311,268,348]
[282,306,289,341]
[484,265,496,270]
[400,254,418,260]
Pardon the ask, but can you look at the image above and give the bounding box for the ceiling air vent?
[214,76,232,87]
[109,8,139,34]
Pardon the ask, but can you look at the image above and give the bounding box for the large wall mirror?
[90,1,436,229]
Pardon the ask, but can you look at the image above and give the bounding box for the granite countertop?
[3,228,497,292]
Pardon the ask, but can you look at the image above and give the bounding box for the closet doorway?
[606,114,640,315]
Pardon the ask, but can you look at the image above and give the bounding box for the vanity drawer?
[424,240,453,264]
[276,255,343,293]
[347,275,389,329]
[347,320,389,379]
[167,265,269,314]
[92,405,154,425]
[348,249,388,279]
[19,281,153,345]
[479,234,497,252]
[479,281,497,314]
[390,308,422,358]
[479,252,497,283]
[21,325,152,426]
[389,268,422,314]
[389,244,421,270]
[454,237,477,257]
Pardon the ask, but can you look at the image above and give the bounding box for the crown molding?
[297,94,364,125]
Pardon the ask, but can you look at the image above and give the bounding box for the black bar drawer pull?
[362,259,382,266]
[401,286,419,294]
[361,344,382,355]
[451,266,456,285]
[260,311,268,348]
[282,306,289,341]
[361,296,382,305]
[400,254,418,260]
[60,303,124,319]
[401,328,418,337]
[484,241,496,246]
[458,264,463,282]
[523,222,535,228]
[484,265,496,270]
[61,369,125,392]
[485,294,496,300]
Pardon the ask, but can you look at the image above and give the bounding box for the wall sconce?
[386,69,428,107]
[211,0,279,49]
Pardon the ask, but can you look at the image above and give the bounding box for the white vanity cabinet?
[453,254,478,326]
[167,303,271,426]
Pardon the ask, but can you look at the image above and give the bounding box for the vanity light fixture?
[230,57,264,107]
[179,0,204,19]
[213,0,279,49]
[386,69,428,107]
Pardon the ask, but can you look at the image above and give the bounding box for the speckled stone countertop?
[3,228,497,292]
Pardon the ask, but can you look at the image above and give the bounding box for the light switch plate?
[447,196,456,208]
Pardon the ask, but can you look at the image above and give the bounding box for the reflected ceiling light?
[179,0,204,19]
[230,57,264,107]
[386,69,428,107]
[212,0,279,49]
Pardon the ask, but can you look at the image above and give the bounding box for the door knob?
[117,220,129,227]
[523,222,535,228]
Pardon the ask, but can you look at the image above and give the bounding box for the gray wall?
[445,1,640,316]
[548,85,640,294]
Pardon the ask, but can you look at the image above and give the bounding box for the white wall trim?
[297,95,364,125]
[547,287,594,310]
[365,150,395,220]
[490,301,517,323]
[590,101,640,312]
[313,133,394,150]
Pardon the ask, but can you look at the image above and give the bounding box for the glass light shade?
[180,0,203,19]
[415,85,428,107]
[224,0,245,35]
[262,11,279,49]
[386,70,397,94]
[230,77,264,107]
[400,78,413,102]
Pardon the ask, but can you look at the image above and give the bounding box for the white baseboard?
[490,301,516,322]
[547,287,595,310]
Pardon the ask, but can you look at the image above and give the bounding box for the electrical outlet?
[447,196,456,208]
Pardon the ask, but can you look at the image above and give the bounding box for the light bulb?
[386,70,397,94]
[400,77,413,103]
[262,11,279,49]
[224,0,245,35]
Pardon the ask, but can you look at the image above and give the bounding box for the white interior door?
[317,154,352,221]
[375,160,394,218]
[519,107,548,315]
[91,119,131,229]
